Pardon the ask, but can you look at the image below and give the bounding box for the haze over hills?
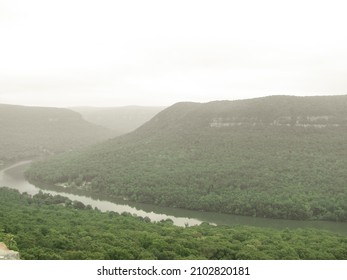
[0,104,114,165]
[71,106,165,135]
[26,95,347,222]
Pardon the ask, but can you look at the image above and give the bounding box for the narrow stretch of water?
[1,161,347,234]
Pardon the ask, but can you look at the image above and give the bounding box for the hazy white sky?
[0,0,346,107]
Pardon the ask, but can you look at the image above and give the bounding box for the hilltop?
[0,104,114,165]
[26,95,347,221]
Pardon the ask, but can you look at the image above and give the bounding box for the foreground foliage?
[0,188,346,260]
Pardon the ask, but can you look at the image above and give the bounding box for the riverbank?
[1,161,347,234]
[2,187,347,260]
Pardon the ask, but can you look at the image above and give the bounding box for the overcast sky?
[0,0,346,107]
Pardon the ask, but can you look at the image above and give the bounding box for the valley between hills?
[1,95,347,259]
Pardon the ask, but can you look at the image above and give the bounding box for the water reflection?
[0,161,201,226]
[1,161,347,234]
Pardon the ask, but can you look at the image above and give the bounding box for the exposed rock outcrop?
[0,242,20,260]
[209,115,346,128]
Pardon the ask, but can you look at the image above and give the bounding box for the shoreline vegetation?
[3,161,347,236]
[1,187,347,260]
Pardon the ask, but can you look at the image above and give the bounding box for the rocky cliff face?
[209,115,347,128]
[0,242,20,260]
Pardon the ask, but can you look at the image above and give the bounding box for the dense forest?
[0,104,114,166]
[71,106,165,135]
[26,95,347,222]
[1,188,346,260]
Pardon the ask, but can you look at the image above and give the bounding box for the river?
[1,161,347,234]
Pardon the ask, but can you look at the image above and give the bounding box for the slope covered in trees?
[0,104,114,165]
[1,188,346,260]
[26,95,347,221]
[71,106,165,135]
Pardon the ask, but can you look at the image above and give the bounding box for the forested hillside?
[71,106,165,135]
[26,95,347,221]
[0,104,113,165]
[1,188,346,260]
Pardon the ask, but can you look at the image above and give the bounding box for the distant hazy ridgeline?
[26,96,347,222]
[0,104,113,165]
[71,106,165,135]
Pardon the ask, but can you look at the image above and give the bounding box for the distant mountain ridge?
[0,104,113,165]
[71,106,165,135]
[137,95,347,133]
[26,95,347,222]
